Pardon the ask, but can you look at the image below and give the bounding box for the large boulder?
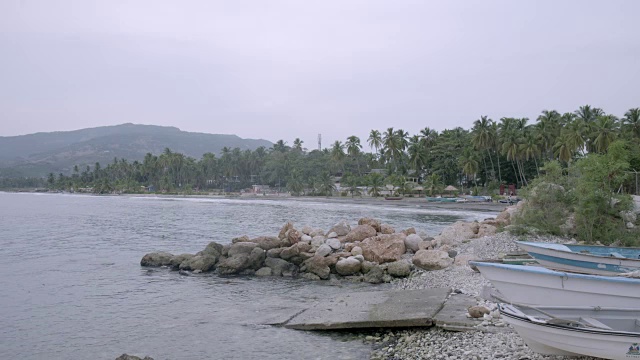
[266,248,283,258]
[335,257,362,275]
[198,241,224,258]
[231,235,251,244]
[360,233,407,263]
[248,247,266,270]
[404,234,423,252]
[140,252,173,267]
[228,242,259,257]
[328,220,351,236]
[316,244,333,257]
[386,260,411,277]
[345,224,377,242]
[326,238,341,250]
[303,256,331,280]
[402,227,417,236]
[217,254,251,275]
[286,228,302,244]
[265,257,295,276]
[278,221,294,240]
[436,221,476,246]
[301,225,314,235]
[179,254,218,272]
[116,354,154,360]
[477,224,497,237]
[280,245,300,260]
[252,236,283,250]
[168,253,195,269]
[413,250,453,271]
[311,236,326,247]
[358,218,381,232]
[380,224,395,234]
[351,246,363,256]
[255,267,272,276]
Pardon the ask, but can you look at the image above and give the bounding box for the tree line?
[4,105,639,196]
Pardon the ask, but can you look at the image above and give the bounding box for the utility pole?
[318,134,322,150]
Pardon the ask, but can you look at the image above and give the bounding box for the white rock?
[311,236,326,247]
[326,238,341,250]
[300,234,312,243]
[354,254,365,263]
[351,246,363,256]
[327,232,338,239]
[316,244,332,257]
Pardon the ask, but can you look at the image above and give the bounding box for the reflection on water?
[0,193,497,359]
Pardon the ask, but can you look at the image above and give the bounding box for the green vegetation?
[515,140,639,245]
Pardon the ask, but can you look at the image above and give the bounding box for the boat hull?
[472,262,640,307]
[516,241,640,275]
[501,305,640,360]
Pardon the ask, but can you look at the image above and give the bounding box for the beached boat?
[384,196,403,200]
[500,303,640,359]
[516,241,640,275]
[471,261,640,307]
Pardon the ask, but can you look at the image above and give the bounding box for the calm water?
[0,192,496,360]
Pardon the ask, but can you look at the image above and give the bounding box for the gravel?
[367,231,597,360]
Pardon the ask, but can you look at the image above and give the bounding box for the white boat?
[471,261,640,307]
[515,241,640,275]
[500,303,640,359]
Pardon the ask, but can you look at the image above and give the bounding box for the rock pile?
[140,217,474,283]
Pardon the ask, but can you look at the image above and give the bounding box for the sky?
[1,0,639,150]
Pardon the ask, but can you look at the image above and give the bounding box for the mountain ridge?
[0,123,273,177]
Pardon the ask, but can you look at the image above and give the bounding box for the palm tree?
[272,140,288,153]
[293,138,304,152]
[286,170,304,196]
[330,140,345,172]
[367,172,384,197]
[345,135,362,174]
[368,130,382,155]
[591,115,619,153]
[424,173,442,197]
[459,147,479,188]
[553,133,574,163]
[535,110,560,160]
[520,129,541,176]
[471,115,496,182]
[623,108,640,139]
[317,173,336,196]
[408,135,427,174]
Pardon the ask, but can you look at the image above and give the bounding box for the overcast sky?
[1,1,639,149]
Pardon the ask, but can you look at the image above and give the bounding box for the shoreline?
[2,190,508,213]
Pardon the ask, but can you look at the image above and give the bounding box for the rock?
[252,236,282,250]
[326,238,341,250]
[168,253,194,269]
[279,245,300,260]
[316,244,333,257]
[115,354,154,360]
[328,220,351,236]
[265,257,295,276]
[353,254,365,263]
[216,254,250,275]
[311,235,326,247]
[560,214,577,236]
[179,254,218,272]
[199,241,224,257]
[436,221,477,246]
[296,242,312,253]
[345,224,378,242]
[380,223,395,234]
[477,224,497,237]
[417,240,432,251]
[358,217,381,232]
[360,233,407,263]
[351,246,363,256]
[454,254,478,266]
[301,272,321,281]
[327,232,338,239]
[231,235,251,243]
[627,222,636,229]
[255,267,273,276]
[300,234,312,243]
[402,227,416,235]
[364,265,384,284]
[621,211,637,223]
[282,265,299,277]
[335,257,362,275]
[266,248,283,258]
[386,260,411,277]
[298,252,315,261]
[286,228,301,244]
[413,250,454,271]
[228,242,258,257]
[278,221,294,240]
[468,306,490,318]
[417,230,430,240]
[344,243,355,252]
[221,244,230,257]
[140,252,173,267]
[248,247,266,270]
[310,228,325,237]
[382,274,393,283]
[301,225,314,235]
[404,234,423,252]
[447,250,458,259]
[303,255,331,280]
[361,260,376,274]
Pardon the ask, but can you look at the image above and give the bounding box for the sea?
[0,192,497,360]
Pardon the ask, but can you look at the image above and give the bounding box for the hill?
[0,124,272,177]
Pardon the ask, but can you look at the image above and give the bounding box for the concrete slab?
[283,288,450,330]
[433,293,482,331]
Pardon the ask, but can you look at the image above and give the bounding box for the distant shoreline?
[1,190,507,213]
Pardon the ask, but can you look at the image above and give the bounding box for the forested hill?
[0,123,272,177]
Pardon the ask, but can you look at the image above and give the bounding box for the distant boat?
[516,241,640,275]
[500,303,640,359]
[471,261,640,307]
[384,196,403,200]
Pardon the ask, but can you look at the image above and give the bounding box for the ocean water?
[0,192,497,360]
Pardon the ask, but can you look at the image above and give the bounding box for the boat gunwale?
[470,261,640,284]
[515,241,640,264]
[499,304,640,337]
